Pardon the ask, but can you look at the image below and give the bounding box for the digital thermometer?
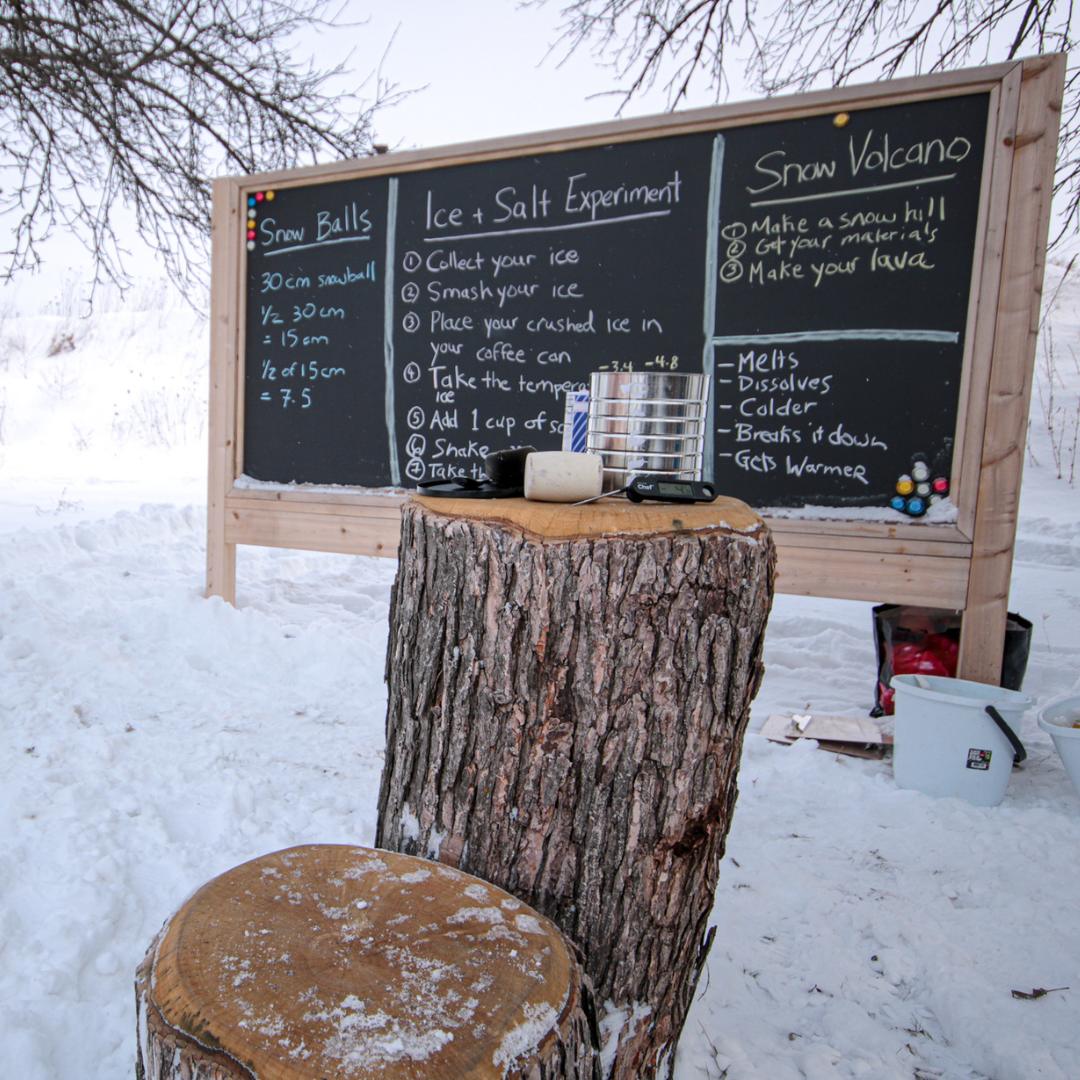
[626,477,717,504]
[575,475,718,506]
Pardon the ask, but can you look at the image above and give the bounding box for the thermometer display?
[626,477,717,504]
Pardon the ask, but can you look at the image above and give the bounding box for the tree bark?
[135,843,599,1079]
[377,497,775,1079]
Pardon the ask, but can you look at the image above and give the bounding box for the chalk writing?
[386,143,709,482]
[708,94,988,503]
[239,90,988,506]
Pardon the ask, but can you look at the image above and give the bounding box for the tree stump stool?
[377,496,775,1079]
[135,844,600,1079]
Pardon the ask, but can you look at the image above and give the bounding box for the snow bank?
[1,267,1078,1077]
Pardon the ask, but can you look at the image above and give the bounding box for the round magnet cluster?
[244,190,276,250]
[888,456,949,517]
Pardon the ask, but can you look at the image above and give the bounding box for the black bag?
[870,605,1032,717]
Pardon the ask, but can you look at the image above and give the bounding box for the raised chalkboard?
[243,174,392,485]
[241,91,989,511]
[708,93,988,507]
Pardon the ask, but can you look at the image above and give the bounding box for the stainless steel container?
[588,398,708,420]
[588,414,708,438]
[594,449,706,472]
[592,371,710,401]
[601,465,702,484]
[587,371,711,491]
[587,432,705,457]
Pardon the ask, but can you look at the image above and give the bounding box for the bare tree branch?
[0,0,405,300]
[536,0,1078,245]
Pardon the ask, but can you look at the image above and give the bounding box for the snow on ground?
[1,269,1078,1078]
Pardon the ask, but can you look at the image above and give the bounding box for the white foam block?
[523,451,603,503]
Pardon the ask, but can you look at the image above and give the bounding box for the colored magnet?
[916,482,931,497]
[255,191,265,202]
[912,461,930,481]
[247,196,256,207]
[906,497,927,517]
[895,475,915,496]
[266,190,276,201]
[890,496,906,512]
[932,476,949,494]
[246,241,255,251]
[247,230,256,240]
[833,113,850,128]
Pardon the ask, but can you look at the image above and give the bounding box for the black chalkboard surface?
[390,135,713,486]
[243,174,392,485]
[241,91,989,511]
[709,93,988,507]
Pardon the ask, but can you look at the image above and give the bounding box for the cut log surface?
[377,497,776,1079]
[135,844,600,1080]
[400,492,766,540]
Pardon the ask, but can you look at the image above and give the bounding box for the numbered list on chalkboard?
[388,138,714,485]
[239,92,989,514]
[708,93,988,510]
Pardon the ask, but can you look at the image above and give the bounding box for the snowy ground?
[1,269,1078,1078]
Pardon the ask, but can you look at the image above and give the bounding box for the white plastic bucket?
[1037,694,1080,802]
[892,674,1032,806]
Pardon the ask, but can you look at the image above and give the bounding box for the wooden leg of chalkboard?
[206,175,242,607]
[957,55,1064,687]
[205,537,236,605]
[956,600,1007,685]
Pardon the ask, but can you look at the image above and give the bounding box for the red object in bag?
[878,682,895,714]
[871,604,1031,718]
[923,632,959,674]
[891,642,952,677]
[879,640,954,715]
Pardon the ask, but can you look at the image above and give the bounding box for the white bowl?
[1037,694,1080,801]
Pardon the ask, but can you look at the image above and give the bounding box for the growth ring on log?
[136,844,599,1079]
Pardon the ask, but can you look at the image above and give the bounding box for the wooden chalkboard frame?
[206,55,1065,684]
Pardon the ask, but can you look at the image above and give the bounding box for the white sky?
[5,2,1069,307]
[345,0,739,151]
[7,0,744,310]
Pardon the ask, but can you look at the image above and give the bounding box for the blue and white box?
[562,389,590,453]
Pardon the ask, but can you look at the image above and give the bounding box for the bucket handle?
[986,705,1027,766]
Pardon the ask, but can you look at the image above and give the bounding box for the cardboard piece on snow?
[762,713,891,759]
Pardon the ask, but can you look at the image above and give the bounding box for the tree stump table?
[377,496,775,1079]
[135,844,599,1079]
